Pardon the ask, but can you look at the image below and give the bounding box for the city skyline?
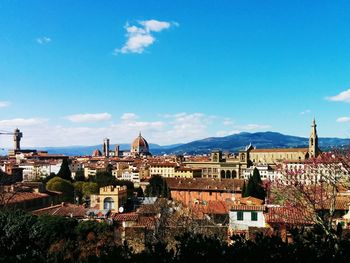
[1,1,350,147]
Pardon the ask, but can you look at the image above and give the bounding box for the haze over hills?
[26,131,350,156]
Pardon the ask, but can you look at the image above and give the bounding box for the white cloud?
[140,19,172,32]
[336,117,350,123]
[215,123,270,137]
[237,124,271,130]
[121,113,139,121]
[115,19,177,54]
[223,118,234,126]
[216,130,241,137]
[326,89,350,103]
[0,112,270,148]
[36,37,52,45]
[0,101,10,108]
[0,118,48,127]
[65,113,111,123]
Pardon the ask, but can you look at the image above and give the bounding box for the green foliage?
[35,215,78,248]
[90,171,116,188]
[74,170,85,181]
[46,176,74,202]
[57,158,72,181]
[73,181,98,203]
[0,209,42,262]
[82,182,99,197]
[2,209,350,262]
[145,175,170,198]
[115,179,135,197]
[75,220,109,239]
[136,186,145,197]
[243,168,266,200]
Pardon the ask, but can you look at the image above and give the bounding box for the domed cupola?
[131,132,150,156]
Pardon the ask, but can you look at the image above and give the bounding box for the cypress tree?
[242,181,247,197]
[244,168,266,201]
[57,158,72,181]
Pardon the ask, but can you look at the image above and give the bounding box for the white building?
[229,205,266,231]
[121,170,140,183]
[19,161,62,181]
[242,164,282,181]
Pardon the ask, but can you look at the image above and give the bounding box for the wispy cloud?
[216,123,271,137]
[121,113,139,121]
[65,113,112,123]
[336,117,350,123]
[216,130,241,137]
[0,112,272,147]
[36,36,52,45]
[115,19,178,54]
[0,101,11,108]
[300,109,311,115]
[326,89,350,103]
[0,118,48,127]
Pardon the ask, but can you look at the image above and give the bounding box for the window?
[251,212,258,221]
[237,211,243,221]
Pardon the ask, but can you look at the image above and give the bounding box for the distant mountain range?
[26,131,350,156]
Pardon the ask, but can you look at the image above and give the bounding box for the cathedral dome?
[131,132,150,155]
[92,149,102,157]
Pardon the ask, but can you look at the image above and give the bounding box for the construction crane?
[0,128,23,151]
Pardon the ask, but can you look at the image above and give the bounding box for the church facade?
[184,119,321,179]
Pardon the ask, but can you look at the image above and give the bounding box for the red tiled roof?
[230,205,265,211]
[193,200,229,215]
[3,191,59,204]
[266,207,314,225]
[137,216,156,228]
[32,203,87,218]
[238,196,264,206]
[114,212,139,222]
[166,178,244,192]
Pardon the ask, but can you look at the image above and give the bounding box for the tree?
[82,182,99,197]
[57,158,72,181]
[270,152,350,236]
[74,170,85,181]
[46,176,74,202]
[0,209,43,262]
[244,168,266,200]
[91,171,116,187]
[145,175,170,198]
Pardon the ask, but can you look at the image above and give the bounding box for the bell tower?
[309,118,319,158]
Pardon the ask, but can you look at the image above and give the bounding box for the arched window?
[103,197,114,210]
[232,170,237,178]
[220,170,225,179]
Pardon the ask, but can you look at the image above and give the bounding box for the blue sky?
[1,0,350,147]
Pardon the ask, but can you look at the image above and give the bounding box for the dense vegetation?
[1,209,350,263]
[243,168,266,200]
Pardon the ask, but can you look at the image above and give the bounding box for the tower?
[103,138,110,158]
[114,144,120,157]
[13,128,22,151]
[309,118,319,158]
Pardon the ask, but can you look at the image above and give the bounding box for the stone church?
[184,119,321,179]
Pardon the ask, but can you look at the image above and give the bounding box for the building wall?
[150,165,176,177]
[90,185,127,212]
[249,151,308,164]
[170,189,240,206]
[229,210,265,230]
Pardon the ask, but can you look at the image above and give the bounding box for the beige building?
[90,185,127,212]
[184,119,321,179]
[248,119,320,165]
[185,150,250,179]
